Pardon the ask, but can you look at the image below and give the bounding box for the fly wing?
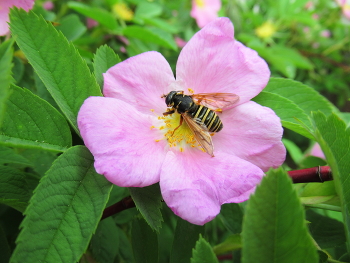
[191,93,239,111]
[182,113,214,157]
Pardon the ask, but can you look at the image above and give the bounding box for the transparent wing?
[182,113,214,157]
[191,93,240,111]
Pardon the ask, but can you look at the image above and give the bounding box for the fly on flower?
[162,91,239,157]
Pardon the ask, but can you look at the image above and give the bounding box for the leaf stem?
[288,166,332,183]
[101,196,135,220]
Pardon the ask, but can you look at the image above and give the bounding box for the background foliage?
[1,0,349,262]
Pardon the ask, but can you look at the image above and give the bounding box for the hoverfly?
[162,91,240,157]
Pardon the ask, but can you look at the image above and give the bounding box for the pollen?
[188,88,195,94]
[151,110,202,153]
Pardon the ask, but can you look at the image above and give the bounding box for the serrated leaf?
[170,217,205,263]
[0,85,71,152]
[131,217,158,263]
[0,39,14,127]
[90,217,120,263]
[191,235,219,263]
[123,26,178,51]
[253,91,313,139]
[306,210,346,249]
[56,14,87,42]
[0,146,32,166]
[213,234,242,255]
[312,112,350,252]
[9,8,102,135]
[218,203,243,234]
[11,146,113,263]
[242,168,318,263]
[129,183,163,232]
[264,78,336,118]
[67,2,118,31]
[93,45,121,89]
[0,166,30,212]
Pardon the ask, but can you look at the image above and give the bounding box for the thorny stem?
[101,166,332,220]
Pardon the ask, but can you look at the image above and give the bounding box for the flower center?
[150,110,204,153]
[195,0,205,8]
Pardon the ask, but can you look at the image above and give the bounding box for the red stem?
[101,196,135,220]
[287,166,332,183]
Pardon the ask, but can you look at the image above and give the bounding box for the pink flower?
[309,143,325,159]
[320,30,331,38]
[175,36,187,48]
[78,18,286,225]
[86,18,98,29]
[191,0,221,28]
[42,1,53,10]
[0,0,35,36]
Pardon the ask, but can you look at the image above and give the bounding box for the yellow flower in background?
[112,2,134,21]
[255,21,277,39]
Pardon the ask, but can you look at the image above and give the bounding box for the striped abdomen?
[190,105,223,132]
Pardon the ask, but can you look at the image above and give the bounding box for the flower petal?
[190,0,221,28]
[0,0,34,36]
[176,17,270,105]
[214,101,286,172]
[103,51,175,115]
[160,149,264,225]
[78,96,167,187]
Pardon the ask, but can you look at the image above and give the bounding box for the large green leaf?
[0,39,14,127]
[170,218,205,263]
[0,85,71,152]
[0,166,31,212]
[191,235,219,263]
[218,203,243,234]
[0,225,10,263]
[312,112,350,252]
[123,26,178,51]
[129,183,163,232]
[93,45,121,89]
[131,217,158,263]
[56,14,87,42]
[242,168,318,263]
[67,2,118,31]
[9,8,102,135]
[254,78,337,138]
[11,146,113,263]
[90,217,120,263]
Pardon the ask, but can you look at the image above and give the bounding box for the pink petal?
[0,0,34,36]
[309,143,325,159]
[78,97,167,187]
[214,101,286,172]
[160,149,264,225]
[103,51,175,115]
[176,18,270,106]
[191,0,221,28]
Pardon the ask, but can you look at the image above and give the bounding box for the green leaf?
[90,217,120,263]
[306,210,346,249]
[213,234,242,255]
[170,217,205,263]
[0,225,11,263]
[218,203,243,234]
[129,183,163,232]
[11,146,113,263]
[134,2,162,19]
[56,14,87,42]
[191,235,219,263]
[67,2,118,31]
[118,226,135,263]
[282,138,304,164]
[312,112,350,252]
[0,85,71,152]
[0,166,31,212]
[9,8,102,135]
[264,78,336,118]
[253,91,313,139]
[242,168,318,263]
[0,146,32,166]
[123,26,178,51]
[0,39,14,127]
[131,216,158,263]
[93,45,121,89]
